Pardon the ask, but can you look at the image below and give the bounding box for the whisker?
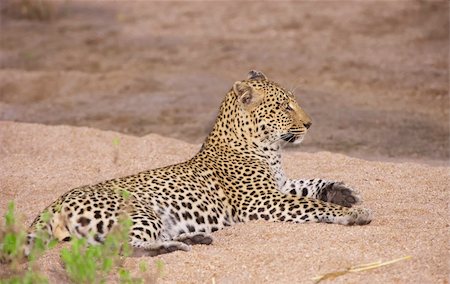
[289,77,306,95]
[269,135,286,145]
[289,130,305,134]
[268,131,303,146]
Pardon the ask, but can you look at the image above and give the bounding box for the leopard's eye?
[286,104,293,111]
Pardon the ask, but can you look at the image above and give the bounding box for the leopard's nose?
[304,121,312,129]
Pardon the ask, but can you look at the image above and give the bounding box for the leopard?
[25,70,372,257]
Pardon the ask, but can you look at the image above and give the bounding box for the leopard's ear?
[233,81,263,108]
[247,70,267,81]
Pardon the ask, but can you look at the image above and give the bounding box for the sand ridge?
[0,121,448,283]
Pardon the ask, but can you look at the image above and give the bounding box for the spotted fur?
[27,71,372,256]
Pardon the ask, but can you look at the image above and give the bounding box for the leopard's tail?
[25,202,70,258]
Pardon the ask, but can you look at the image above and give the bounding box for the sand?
[0,121,448,283]
[1,1,448,282]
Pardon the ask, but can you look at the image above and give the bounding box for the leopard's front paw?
[321,182,362,207]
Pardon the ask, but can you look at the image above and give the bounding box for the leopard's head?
[232,70,312,146]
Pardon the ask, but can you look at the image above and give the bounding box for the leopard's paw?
[131,240,190,257]
[174,232,213,245]
[322,182,362,208]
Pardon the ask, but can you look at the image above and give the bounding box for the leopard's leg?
[127,202,190,257]
[131,215,212,256]
[242,192,372,226]
[279,179,361,208]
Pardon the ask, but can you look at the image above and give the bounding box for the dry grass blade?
[312,255,412,283]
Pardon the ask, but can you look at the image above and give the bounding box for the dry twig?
[312,255,412,283]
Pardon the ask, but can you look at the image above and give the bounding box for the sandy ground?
[0,121,448,283]
[0,1,449,282]
[0,1,449,165]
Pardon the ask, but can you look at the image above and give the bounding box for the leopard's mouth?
[281,132,305,144]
